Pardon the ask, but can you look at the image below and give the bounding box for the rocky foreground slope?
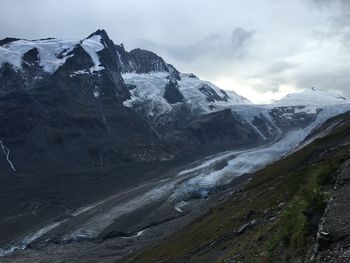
[126,111,350,263]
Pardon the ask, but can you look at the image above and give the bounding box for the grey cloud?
[312,13,350,48]
[310,0,350,8]
[263,61,299,75]
[244,61,299,94]
[293,70,350,97]
[167,28,255,62]
[331,14,350,47]
[134,27,256,78]
[239,60,299,94]
[331,14,350,29]
[137,27,255,63]
[250,75,287,93]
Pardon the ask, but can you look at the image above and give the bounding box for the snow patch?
[0,221,62,257]
[80,35,105,73]
[0,35,106,74]
[0,39,77,73]
[0,140,16,172]
[294,106,318,114]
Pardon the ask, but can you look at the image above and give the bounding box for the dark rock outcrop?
[163,79,184,104]
[199,84,228,102]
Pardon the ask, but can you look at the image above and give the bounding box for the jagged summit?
[274,87,348,106]
[86,29,109,39]
[115,44,178,75]
[0,29,177,75]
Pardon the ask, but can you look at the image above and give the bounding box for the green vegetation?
[268,163,335,257]
[127,113,350,263]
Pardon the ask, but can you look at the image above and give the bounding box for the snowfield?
[274,87,348,106]
[0,38,77,73]
[0,35,105,74]
[122,72,251,115]
[80,35,105,73]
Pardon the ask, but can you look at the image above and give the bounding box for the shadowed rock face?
[163,79,184,104]
[127,48,170,73]
[184,109,261,147]
[199,84,228,103]
[115,45,170,74]
[0,37,20,46]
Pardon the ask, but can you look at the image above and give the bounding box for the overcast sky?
[1,0,349,103]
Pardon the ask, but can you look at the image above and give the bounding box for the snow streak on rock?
[80,35,105,73]
[0,139,16,172]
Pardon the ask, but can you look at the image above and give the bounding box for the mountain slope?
[127,111,350,263]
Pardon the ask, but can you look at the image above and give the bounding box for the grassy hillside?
[127,112,350,263]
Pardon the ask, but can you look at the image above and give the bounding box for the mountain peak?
[87,29,109,40]
[274,87,348,106]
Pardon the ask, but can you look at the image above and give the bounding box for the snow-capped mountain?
[0,32,251,116]
[0,29,348,176]
[274,87,348,106]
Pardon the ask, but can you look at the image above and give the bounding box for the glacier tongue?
[24,105,350,247]
[169,104,350,202]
